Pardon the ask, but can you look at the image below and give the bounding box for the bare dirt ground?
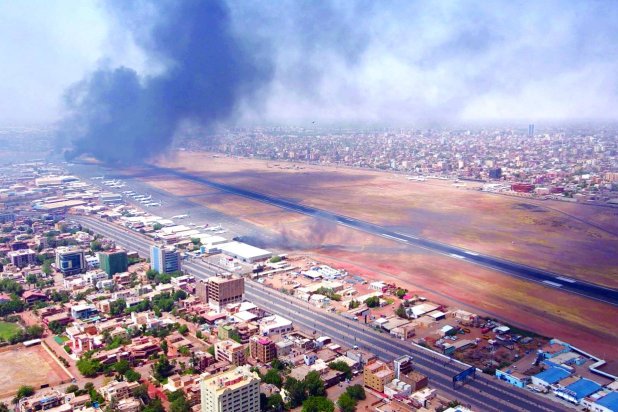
[126,152,618,359]
[0,344,71,398]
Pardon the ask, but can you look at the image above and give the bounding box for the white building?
[200,366,260,412]
[217,242,272,263]
[258,315,293,336]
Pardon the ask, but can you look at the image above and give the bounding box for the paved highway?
[142,166,618,307]
[72,215,570,412]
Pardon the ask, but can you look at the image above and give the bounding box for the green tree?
[90,240,103,252]
[329,361,352,380]
[302,396,334,412]
[283,377,306,408]
[267,394,284,411]
[395,288,407,298]
[143,398,165,412]
[109,299,127,316]
[152,223,163,231]
[395,303,407,319]
[77,357,102,377]
[345,385,366,401]
[15,386,35,400]
[114,359,131,375]
[364,296,380,308]
[270,359,286,371]
[337,392,357,412]
[304,371,325,397]
[348,300,360,309]
[65,384,79,394]
[48,320,66,334]
[0,402,10,412]
[160,340,168,355]
[262,369,283,388]
[152,355,174,382]
[269,255,282,263]
[177,324,189,336]
[125,369,141,382]
[26,274,38,285]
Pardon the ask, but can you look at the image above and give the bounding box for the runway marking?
[381,233,402,241]
[465,250,479,256]
[556,276,576,283]
[449,253,466,259]
[543,280,563,288]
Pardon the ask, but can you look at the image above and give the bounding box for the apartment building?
[215,339,246,366]
[249,336,277,364]
[364,360,395,393]
[200,366,260,412]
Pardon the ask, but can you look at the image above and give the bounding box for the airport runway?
[71,215,569,412]
[146,166,618,307]
[70,161,618,306]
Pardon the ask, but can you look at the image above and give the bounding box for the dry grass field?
[127,151,618,359]
[0,345,70,398]
[156,152,618,288]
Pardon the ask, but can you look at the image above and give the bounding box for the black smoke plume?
[59,0,271,163]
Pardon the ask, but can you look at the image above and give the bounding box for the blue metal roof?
[533,367,570,384]
[596,392,618,411]
[564,378,602,400]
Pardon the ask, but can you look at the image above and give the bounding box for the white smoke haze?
[1,0,617,127]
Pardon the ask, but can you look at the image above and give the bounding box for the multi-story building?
[215,339,246,366]
[99,250,129,276]
[200,366,260,412]
[99,380,140,402]
[150,245,181,274]
[207,276,244,310]
[249,336,277,364]
[18,389,64,412]
[364,360,395,393]
[55,246,86,276]
[8,249,36,268]
[196,279,209,303]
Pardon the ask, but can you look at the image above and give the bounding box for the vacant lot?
[0,321,21,341]
[0,345,70,398]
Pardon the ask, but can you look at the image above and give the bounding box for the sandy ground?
[121,152,618,360]
[0,344,71,398]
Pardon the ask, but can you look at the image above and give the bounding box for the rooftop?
[534,367,570,384]
[596,392,618,411]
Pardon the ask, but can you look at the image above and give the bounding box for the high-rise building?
[207,276,244,309]
[249,336,277,364]
[99,250,129,276]
[528,124,535,137]
[200,366,260,412]
[55,246,86,276]
[150,245,181,274]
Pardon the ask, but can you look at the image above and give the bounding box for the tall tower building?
[200,366,260,412]
[528,124,535,137]
[55,246,86,276]
[99,250,128,276]
[150,245,181,274]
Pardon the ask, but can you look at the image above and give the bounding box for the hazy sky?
[1,0,618,127]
